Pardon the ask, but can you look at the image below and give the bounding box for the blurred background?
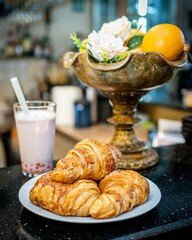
[0,0,192,167]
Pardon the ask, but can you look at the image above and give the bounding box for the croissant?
[29,171,100,217]
[51,139,121,184]
[90,169,150,219]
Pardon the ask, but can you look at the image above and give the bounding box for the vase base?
[117,147,158,170]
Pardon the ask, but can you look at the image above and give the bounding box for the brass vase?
[62,51,188,170]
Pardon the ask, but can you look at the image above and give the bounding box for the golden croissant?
[51,139,121,184]
[29,171,100,217]
[90,169,150,219]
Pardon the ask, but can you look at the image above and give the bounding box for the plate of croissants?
[19,139,161,223]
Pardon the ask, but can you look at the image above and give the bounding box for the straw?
[10,77,30,115]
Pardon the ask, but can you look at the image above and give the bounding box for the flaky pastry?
[29,171,100,217]
[29,139,150,219]
[51,139,121,183]
[90,169,150,219]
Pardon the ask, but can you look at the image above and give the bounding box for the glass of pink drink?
[13,101,56,177]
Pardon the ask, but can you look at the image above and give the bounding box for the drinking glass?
[13,100,56,177]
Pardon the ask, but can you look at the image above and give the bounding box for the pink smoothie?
[15,110,56,176]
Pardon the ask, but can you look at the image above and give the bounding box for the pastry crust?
[29,139,150,219]
[51,139,121,183]
[90,169,150,219]
[29,171,101,217]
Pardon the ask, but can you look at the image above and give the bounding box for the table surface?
[56,123,148,143]
[0,144,192,240]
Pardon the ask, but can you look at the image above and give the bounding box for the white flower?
[86,31,128,62]
[99,16,132,43]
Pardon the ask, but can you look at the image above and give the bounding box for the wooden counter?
[55,123,148,159]
[57,123,148,143]
[56,123,114,143]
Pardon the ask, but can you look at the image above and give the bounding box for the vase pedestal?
[113,144,158,170]
[103,90,158,170]
[63,51,188,170]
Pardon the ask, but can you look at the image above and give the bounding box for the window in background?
[92,0,118,31]
[126,0,178,30]
[91,0,178,32]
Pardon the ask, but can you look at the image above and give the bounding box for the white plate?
[18,175,161,224]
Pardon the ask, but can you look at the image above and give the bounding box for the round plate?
[18,174,161,224]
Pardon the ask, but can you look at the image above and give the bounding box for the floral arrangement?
[70,16,144,63]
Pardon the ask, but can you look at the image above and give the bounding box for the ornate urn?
[62,51,188,170]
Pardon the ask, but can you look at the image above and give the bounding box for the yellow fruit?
[129,47,142,53]
[142,23,185,61]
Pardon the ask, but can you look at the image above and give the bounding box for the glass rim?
[13,100,56,109]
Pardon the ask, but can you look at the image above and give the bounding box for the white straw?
[10,77,30,115]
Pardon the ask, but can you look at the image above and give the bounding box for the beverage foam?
[15,110,56,122]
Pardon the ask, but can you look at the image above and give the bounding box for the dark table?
[0,144,192,240]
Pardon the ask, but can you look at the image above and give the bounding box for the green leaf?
[70,32,84,50]
[127,35,144,50]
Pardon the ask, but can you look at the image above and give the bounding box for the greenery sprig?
[109,51,129,63]
[70,32,86,51]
